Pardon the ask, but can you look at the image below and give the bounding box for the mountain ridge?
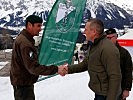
[0,0,133,35]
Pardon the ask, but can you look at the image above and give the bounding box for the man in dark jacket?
[105,28,132,100]
[10,15,64,100]
[62,18,122,100]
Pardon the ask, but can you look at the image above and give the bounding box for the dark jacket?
[10,29,58,86]
[68,35,122,100]
[116,42,132,91]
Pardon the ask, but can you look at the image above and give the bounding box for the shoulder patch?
[29,51,34,58]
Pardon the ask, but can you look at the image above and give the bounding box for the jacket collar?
[21,29,35,45]
[93,34,106,46]
[86,34,106,48]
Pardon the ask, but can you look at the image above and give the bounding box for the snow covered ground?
[0,61,8,69]
[0,71,133,100]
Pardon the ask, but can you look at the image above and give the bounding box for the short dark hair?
[25,15,43,27]
[88,18,104,35]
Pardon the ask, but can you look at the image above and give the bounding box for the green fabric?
[39,0,87,66]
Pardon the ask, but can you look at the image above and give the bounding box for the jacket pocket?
[97,75,102,91]
[89,71,108,93]
[89,71,102,92]
[97,72,108,92]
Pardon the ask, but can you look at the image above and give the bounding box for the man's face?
[28,23,42,36]
[106,33,117,44]
[84,22,95,41]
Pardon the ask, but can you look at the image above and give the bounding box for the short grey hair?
[87,18,104,35]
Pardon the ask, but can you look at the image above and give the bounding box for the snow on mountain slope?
[105,0,133,14]
[106,0,133,10]
[0,0,133,32]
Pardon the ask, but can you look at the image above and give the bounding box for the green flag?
[38,0,87,80]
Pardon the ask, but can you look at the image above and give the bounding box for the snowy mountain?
[83,0,133,29]
[0,0,55,32]
[0,0,133,34]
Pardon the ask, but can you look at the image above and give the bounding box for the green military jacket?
[68,35,122,100]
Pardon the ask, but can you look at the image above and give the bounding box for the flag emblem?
[56,0,76,33]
